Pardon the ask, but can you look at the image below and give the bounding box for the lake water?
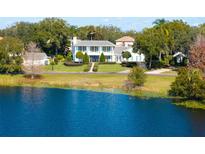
[0,87,205,137]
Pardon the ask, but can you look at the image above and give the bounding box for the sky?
[1,17,205,31]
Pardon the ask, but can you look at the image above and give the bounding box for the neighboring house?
[173,52,186,64]
[116,36,135,47]
[71,37,116,62]
[23,52,50,66]
[114,36,145,63]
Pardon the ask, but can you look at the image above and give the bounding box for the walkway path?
[89,62,95,72]
[145,68,171,75]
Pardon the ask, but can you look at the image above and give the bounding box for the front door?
[90,56,99,62]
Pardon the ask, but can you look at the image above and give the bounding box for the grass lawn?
[98,64,130,72]
[133,75,175,97]
[0,74,175,97]
[43,62,87,72]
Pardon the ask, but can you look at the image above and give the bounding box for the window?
[82,46,87,51]
[78,46,87,51]
[78,46,82,51]
[102,46,111,52]
[90,46,99,52]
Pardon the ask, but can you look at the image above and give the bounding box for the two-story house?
[114,36,145,63]
[71,37,115,62]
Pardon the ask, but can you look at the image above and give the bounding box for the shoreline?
[0,74,204,110]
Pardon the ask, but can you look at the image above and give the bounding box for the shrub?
[64,62,83,66]
[99,53,105,62]
[122,51,131,61]
[66,52,73,62]
[83,53,89,64]
[55,55,64,62]
[128,66,146,87]
[93,63,98,72]
[83,63,92,72]
[54,57,59,64]
[76,51,84,62]
[23,74,43,79]
[169,67,205,100]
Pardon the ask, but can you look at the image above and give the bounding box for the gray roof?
[74,40,115,47]
[114,46,130,55]
[23,52,48,60]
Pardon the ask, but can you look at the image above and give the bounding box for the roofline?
[74,44,115,47]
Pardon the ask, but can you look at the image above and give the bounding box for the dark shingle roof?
[74,40,115,46]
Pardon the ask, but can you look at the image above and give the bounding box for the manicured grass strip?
[43,62,87,72]
[0,74,175,98]
[98,64,130,72]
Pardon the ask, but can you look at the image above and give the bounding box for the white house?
[173,52,186,64]
[71,37,116,62]
[71,36,145,63]
[114,36,145,63]
[23,52,50,66]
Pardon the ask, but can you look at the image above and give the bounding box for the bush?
[83,63,92,72]
[55,55,64,62]
[99,53,105,62]
[83,53,89,64]
[169,67,205,100]
[76,51,84,62]
[66,52,73,62]
[93,63,98,72]
[54,57,59,64]
[0,64,22,74]
[64,62,83,66]
[23,74,43,79]
[128,66,146,87]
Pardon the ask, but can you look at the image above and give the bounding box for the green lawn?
[98,64,130,72]
[43,63,87,72]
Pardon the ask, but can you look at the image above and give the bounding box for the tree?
[122,51,131,61]
[0,37,24,73]
[169,67,205,100]
[135,28,161,69]
[24,42,42,79]
[99,53,105,62]
[128,66,146,87]
[33,18,71,55]
[76,51,84,63]
[134,20,196,69]
[83,53,89,64]
[66,51,73,62]
[153,18,167,26]
[0,22,37,45]
[189,35,205,72]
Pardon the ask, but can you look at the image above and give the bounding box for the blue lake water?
[0,87,205,137]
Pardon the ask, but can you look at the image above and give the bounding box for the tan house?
[116,36,135,47]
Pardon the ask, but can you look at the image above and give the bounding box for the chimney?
[73,36,77,45]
